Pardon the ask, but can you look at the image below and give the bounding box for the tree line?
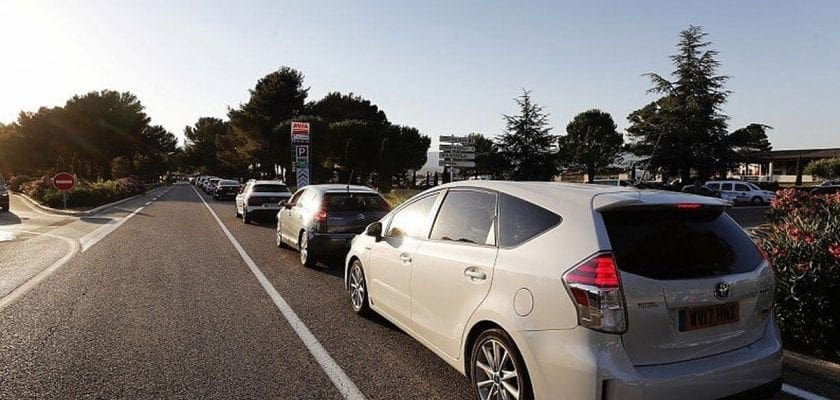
[467,25,772,183]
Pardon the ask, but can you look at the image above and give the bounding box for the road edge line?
[191,186,367,400]
[782,383,830,400]
[0,231,80,310]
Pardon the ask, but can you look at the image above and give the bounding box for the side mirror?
[366,222,383,242]
[284,202,294,209]
[278,200,287,207]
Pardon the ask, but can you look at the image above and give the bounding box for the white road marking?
[11,194,66,218]
[0,231,79,310]
[782,384,830,400]
[191,186,366,400]
[78,188,171,252]
[145,201,152,205]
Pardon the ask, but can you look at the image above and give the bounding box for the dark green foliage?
[558,109,624,182]
[463,133,505,179]
[497,90,557,181]
[805,157,840,180]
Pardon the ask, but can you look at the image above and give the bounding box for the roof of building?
[760,148,840,160]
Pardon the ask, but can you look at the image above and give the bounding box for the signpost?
[51,172,76,210]
[291,122,310,187]
[438,135,476,182]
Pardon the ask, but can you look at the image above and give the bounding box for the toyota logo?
[714,282,730,300]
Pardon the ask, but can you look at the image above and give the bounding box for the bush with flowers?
[760,188,840,361]
[20,176,146,209]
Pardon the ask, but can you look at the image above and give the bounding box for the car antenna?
[346,169,354,193]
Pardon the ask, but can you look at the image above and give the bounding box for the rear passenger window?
[706,183,719,190]
[499,194,562,247]
[721,183,733,191]
[430,190,497,245]
[735,184,750,192]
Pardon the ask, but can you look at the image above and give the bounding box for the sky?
[1,0,838,150]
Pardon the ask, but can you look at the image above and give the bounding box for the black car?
[213,180,242,200]
[0,175,8,212]
[682,184,723,199]
[811,185,840,195]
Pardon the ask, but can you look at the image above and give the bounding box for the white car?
[234,180,292,224]
[344,181,781,400]
[705,181,775,205]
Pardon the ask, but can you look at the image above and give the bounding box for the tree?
[307,92,387,124]
[228,67,309,176]
[558,109,624,183]
[805,158,840,180]
[463,133,505,179]
[627,26,732,182]
[497,90,557,181]
[183,117,228,174]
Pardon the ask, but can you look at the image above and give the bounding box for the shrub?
[7,175,33,191]
[804,157,840,181]
[760,188,840,361]
[23,176,147,209]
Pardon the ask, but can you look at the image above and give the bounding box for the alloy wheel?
[474,339,521,400]
[349,264,366,311]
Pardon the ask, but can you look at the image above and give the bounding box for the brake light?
[563,253,627,333]
[676,203,702,209]
[315,209,327,222]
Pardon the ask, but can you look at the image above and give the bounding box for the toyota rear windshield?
[601,207,762,280]
[324,192,390,212]
[252,184,288,193]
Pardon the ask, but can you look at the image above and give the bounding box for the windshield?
[252,184,289,193]
[324,192,390,212]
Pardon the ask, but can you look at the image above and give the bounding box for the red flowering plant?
[760,188,840,361]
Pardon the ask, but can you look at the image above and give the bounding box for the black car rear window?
[324,193,389,212]
[252,184,288,193]
[601,208,762,280]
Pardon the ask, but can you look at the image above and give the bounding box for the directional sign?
[52,172,76,191]
[291,122,310,143]
[296,167,309,188]
[439,160,476,168]
[439,144,475,152]
[440,151,476,160]
[439,135,473,144]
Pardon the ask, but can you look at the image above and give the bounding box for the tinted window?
[252,184,289,193]
[387,194,439,238]
[721,183,733,191]
[735,183,750,192]
[706,183,719,190]
[499,194,562,247]
[602,208,762,280]
[430,190,496,245]
[324,193,390,212]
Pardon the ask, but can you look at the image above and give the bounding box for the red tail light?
[563,253,627,333]
[315,209,327,222]
[676,203,703,209]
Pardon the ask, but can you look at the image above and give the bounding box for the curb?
[13,186,168,217]
[784,350,840,384]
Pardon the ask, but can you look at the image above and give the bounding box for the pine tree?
[497,90,557,181]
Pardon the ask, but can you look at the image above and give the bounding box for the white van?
[705,181,775,205]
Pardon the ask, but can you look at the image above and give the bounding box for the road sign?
[439,135,473,144]
[295,145,309,163]
[439,144,475,152]
[52,172,76,191]
[440,151,476,160]
[439,160,476,168]
[291,122,310,143]
[296,167,309,187]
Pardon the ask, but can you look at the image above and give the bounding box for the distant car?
[213,180,241,200]
[235,180,292,224]
[705,180,775,205]
[276,185,390,267]
[0,175,8,212]
[818,180,840,187]
[590,179,633,187]
[344,181,781,400]
[204,178,221,194]
[681,184,723,199]
[811,184,840,195]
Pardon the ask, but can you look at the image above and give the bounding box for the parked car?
[344,181,781,400]
[811,184,840,195]
[276,185,390,267]
[681,184,723,198]
[204,178,221,194]
[213,180,241,200]
[235,180,292,224]
[705,180,775,205]
[0,174,8,212]
[590,179,634,187]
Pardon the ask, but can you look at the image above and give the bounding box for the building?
[733,147,840,184]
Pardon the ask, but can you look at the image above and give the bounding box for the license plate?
[263,203,275,208]
[679,302,739,332]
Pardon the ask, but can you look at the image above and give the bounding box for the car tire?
[299,232,316,267]
[348,260,371,316]
[751,196,764,206]
[470,328,533,400]
[242,209,251,224]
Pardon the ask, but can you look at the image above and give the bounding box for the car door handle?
[464,269,487,281]
[399,253,413,264]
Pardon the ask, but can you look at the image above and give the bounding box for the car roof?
[425,181,729,214]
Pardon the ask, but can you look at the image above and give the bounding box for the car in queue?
[344,181,781,400]
[276,185,390,267]
[705,180,775,205]
[204,178,221,194]
[235,180,292,224]
[213,179,241,200]
[0,174,8,212]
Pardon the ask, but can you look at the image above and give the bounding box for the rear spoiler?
[592,191,731,212]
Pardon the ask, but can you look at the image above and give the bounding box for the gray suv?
[276,185,390,267]
[0,175,8,212]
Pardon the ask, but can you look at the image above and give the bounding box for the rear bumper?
[244,205,281,214]
[308,233,356,255]
[517,318,782,400]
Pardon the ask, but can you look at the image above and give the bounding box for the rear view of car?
[213,180,241,200]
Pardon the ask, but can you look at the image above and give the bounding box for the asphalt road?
[0,184,834,399]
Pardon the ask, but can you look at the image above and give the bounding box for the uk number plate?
[679,302,739,332]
